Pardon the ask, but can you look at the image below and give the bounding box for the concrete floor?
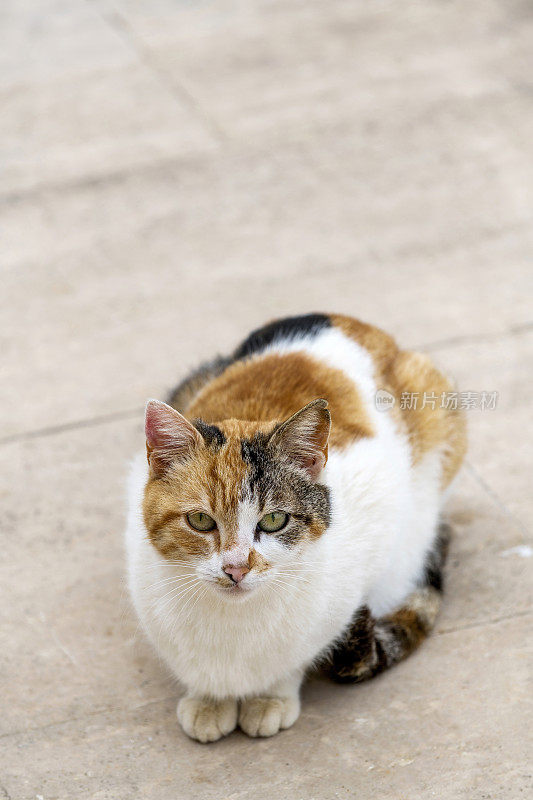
[2,1,532,798]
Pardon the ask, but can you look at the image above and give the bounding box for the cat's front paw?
[239,695,300,738]
[177,696,238,743]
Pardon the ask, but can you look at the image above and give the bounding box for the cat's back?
[169,313,466,483]
[173,314,384,449]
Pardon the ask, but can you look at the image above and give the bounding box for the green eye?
[186,512,216,532]
[258,511,289,533]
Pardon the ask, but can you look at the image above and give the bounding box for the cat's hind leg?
[325,523,450,683]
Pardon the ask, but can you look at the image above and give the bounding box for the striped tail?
[324,523,451,683]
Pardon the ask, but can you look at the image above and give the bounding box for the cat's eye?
[258,511,289,533]
[186,512,216,532]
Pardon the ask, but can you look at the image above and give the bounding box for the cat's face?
[143,399,331,599]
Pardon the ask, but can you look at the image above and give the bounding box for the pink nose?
[223,564,249,583]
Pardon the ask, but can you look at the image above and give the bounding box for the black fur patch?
[193,419,226,450]
[240,432,272,500]
[241,431,331,546]
[321,522,452,683]
[167,315,331,414]
[323,607,387,683]
[233,313,331,361]
[424,521,451,593]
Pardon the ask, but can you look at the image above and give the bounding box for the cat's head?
[143,398,331,599]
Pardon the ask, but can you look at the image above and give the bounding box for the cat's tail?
[324,522,451,683]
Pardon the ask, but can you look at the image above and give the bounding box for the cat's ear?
[145,399,203,477]
[268,398,331,481]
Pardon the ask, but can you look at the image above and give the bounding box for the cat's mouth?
[214,578,254,598]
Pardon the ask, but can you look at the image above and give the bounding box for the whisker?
[167,584,200,642]
[145,572,198,589]
[178,584,205,624]
[149,575,199,600]
[142,573,199,591]
[143,559,196,569]
[148,578,200,612]
[273,572,313,582]
[184,584,210,623]
[154,578,201,609]
[158,582,200,646]
[270,578,301,592]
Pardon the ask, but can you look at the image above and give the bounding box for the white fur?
[125,328,451,738]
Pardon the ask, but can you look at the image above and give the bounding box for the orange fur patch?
[248,549,270,573]
[146,313,467,564]
[330,314,467,487]
[307,517,328,540]
[143,486,213,559]
[143,435,249,558]
[388,351,467,486]
[186,351,373,449]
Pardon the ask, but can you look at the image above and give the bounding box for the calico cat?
[125,313,466,742]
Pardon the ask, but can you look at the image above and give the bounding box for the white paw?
[177,696,238,743]
[239,695,300,738]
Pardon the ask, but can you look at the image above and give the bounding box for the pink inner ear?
[269,400,330,481]
[145,400,201,475]
[299,451,326,481]
[145,410,166,449]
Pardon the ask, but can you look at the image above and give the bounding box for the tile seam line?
[416,320,533,352]
[88,0,227,144]
[436,608,533,636]
[464,460,532,539]
[1,611,531,742]
[1,316,532,447]
[0,149,214,206]
[0,693,178,741]
[0,408,144,447]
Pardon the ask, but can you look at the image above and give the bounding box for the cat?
[125,313,466,742]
